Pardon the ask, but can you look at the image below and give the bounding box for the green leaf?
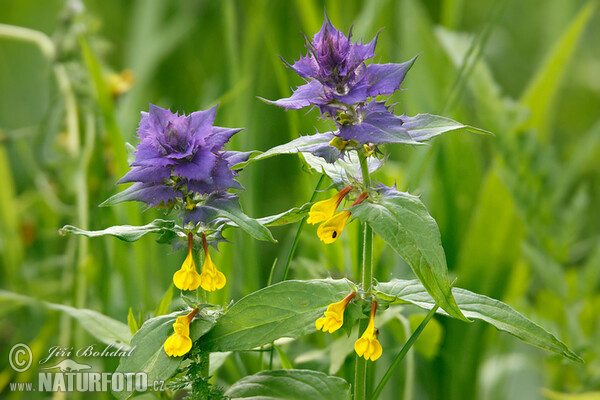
[154,284,174,317]
[0,290,131,347]
[401,113,493,142]
[46,303,132,347]
[206,197,276,242]
[113,308,218,400]
[257,202,313,226]
[274,345,294,369]
[302,151,383,186]
[374,279,582,362]
[127,308,139,335]
[202,278,356,352]
[232,133,336,169]
[225,370,351,400]
[59,219,178,242]
[519,1,596,139]
[351,188,467,321]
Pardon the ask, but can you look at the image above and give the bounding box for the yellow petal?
[354,337,369,357]
[164,333,192,357]
[307,197,339,225]
[199,252,226,292]
[315,317,326,331]
[317,211,351,244]
[368,338,383,361]
[173,267,201,291]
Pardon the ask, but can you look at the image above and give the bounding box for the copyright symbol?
[9,344,32,372]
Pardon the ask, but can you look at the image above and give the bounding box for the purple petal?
[337,101,419,145]
[117,166,171,184]
[114,182,182,207]
[188,105,218,142]
[205,127,243,151]
[266,80,329,110]
[173,149,217,182]
[131,141,176,167]
[333,79,368,104]
[288,54,319,78]
[222,150,253,169]
[366,56,418,97]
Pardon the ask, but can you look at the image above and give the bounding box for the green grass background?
[0,0,599,399]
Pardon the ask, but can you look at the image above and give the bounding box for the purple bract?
[268,16,417,113]
[116,104,243,208]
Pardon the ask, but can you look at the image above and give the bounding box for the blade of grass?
[371,304,439,400]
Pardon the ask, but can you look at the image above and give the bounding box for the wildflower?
[164,308,198,357]
[111,104,243,211]
[317,210,352,244]
[307,186,351,225]
[173,232,201,291]
[354,301,382,361]
[315,292,356,333]
[268,15,416,113]
[107,69,134,99]
[316,192,368,244]
[199,233,226,292]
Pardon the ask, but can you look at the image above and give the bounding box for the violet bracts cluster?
[266,15,432,150]
[106,104,245,224]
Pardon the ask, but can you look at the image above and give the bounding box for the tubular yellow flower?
[316,292,356,333]
[164,308,198,357]
[354,301,382,361]
[173,232,201,291]
[317,211,352,244]
[307,186,351,225]
[199,233,226,292]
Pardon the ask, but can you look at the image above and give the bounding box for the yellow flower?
[316,292,356,333]
[317,211,351,244]
[173,233,201,291]
[307,186,351,225]
[164,308,198,357]
[354,301,382,361]
[199,233,226,292]
[107,69,134,99]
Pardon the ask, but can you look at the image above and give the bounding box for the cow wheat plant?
[54,14,583,400]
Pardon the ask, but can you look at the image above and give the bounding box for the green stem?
[355,152,373,400]
[281,174,325,281]
[371,305,440,400]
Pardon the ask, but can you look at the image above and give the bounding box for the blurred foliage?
[0,0,598,399]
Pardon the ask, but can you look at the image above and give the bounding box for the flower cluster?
[315,293,382,362]
[268,16,420,149]
[308,187,368,244]
[111,104,244,224]
[173,232,226,292]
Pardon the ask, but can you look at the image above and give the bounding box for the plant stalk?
[355,152,373,400]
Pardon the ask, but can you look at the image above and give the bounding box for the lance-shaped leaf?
[400,113,492,142]
[188,193,276,242]
[0,291,131,347]
[59,219,178,242]
[302,151,383,186]
[373,279,582,362]
[114,308,218,400]
[225,370,351,400]
[351,186,468,321]
[232,132,339,169]
[201,278,356,352]
[257,202,314,226]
